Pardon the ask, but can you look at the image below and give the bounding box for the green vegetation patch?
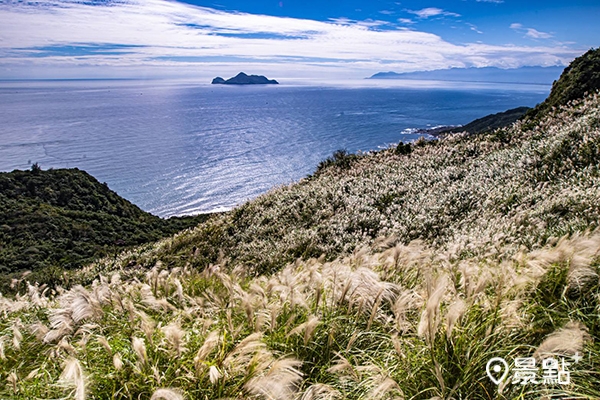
[0,167,208,286]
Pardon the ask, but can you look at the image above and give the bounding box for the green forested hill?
[0,166,207,278]
[527,47,600,120]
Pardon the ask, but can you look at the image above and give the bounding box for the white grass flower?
[445,298,467,336]
[162,322,187,357]
[533,321,590,360]
[97,336,112,355]
[132,337,148,367]
[113,353,123,371]
[150,388,185,400]
[300,383,342,400]
[208,365,222,384]
[418,274,448,343]
[7,371,18,393]
[194,330,221,364]
[287,315,320,345]
[244,358,303,400]
[12,321,23,351]
[59,357,86,400]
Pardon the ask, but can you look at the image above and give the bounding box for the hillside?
[526,47,600,120]
[440,106,531,135]
[1,51,600,399]
[0,166,207,285]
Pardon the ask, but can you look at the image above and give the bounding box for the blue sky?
[0,0,597,80]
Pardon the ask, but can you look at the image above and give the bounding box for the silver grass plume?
[533,321,589,360]
[418,274,448,343]
[150,388,185,400]
[59,357,86,400]
[132,337,148,368]
[445,298,467,336]
[194,330,221,366]
[244,357,303,400]
[300,383,342,400]
[287,315,320,345]
[162,322,187,357]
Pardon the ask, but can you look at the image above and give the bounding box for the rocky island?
[211,72,279,85]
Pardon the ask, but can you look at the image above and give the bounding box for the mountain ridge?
[368,65,563,85]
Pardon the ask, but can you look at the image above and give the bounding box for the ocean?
[0,80,549,217]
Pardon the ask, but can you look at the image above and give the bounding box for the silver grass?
[150,388,185,400]
[244,358,303,400]
[445,298,467,336]
[97,336,112,355]
[392,290,422,332]
[59,357,86,400]
[417,274,448,342]
[174,278,185,305]
[162,322,187,357]
[287,315,320,345]
[223,332,268,375]
[29,322,49,341]
[11,321,22,351]
[7,371,18,393]
[58,337,76,354]
[367,375,403,400]
[300,383,342,400]
[25,368,40,380]
[208,365,222,384]
[194,330,221,363]
[138,310,156,344]
[132,337,148,367]
[0,337,5,360]
[113,353,123,371]
[533,321,590,360]
[70,286,102,323]
[327,353,358,381]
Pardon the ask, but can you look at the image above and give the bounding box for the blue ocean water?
[0,80,549,217]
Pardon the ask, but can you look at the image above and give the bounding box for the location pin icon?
[486,357,509,385]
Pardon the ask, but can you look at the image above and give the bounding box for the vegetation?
[442,106,531,135]
[526,47,600,121]
[1,52,600,399]
[0,167,208,287]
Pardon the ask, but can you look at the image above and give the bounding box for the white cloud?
[407,7,460,19]
[467,23,483,34]
[510,23,552,39]
[525,28,553,39]
[476,0,504,3]
[0,0,577,79]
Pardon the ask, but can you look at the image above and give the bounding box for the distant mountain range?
[212,72,279,85]
[368,66,564,85]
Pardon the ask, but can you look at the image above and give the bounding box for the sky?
[0,0,598,80]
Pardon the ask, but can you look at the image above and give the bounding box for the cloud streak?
[406,7,460,19]
[0,0,578,79]
[511,23,553,40]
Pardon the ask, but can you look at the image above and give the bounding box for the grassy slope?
[0,167,208,287]
[1,92,599,399]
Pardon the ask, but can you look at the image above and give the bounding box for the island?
[211,72,279,85]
